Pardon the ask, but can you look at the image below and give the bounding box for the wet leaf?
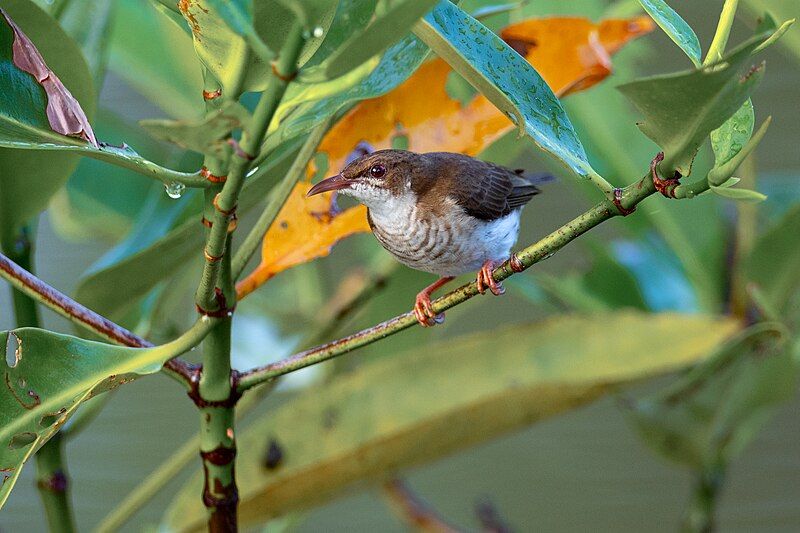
[313,16,651,176]
[413,1,597,180]
[710,98,754,169]
[636,0,701,66]
[744,203,800,315]
[0,328,189,509]
[139,101,251,158]
[301,0,439,82]
[236,183,371,299]
[618,30,774,177]
[708,184,766,202]
[0,0,95,234]
[624,323,796,469]
[164,312,739,529]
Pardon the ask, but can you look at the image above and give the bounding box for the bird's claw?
[414,292,445,327]
[477,261,505,296]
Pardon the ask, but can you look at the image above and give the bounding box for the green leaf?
[709,184,766,202]
[710,98,754,169]
[164,312,739,529]
[300,0,378,69]
[637,0,701,66]
[744,203,800,314]
[742,1,800,63]
[73,138,302,325]
[0,326,203,509]
[139,101,251,158]
[262,34,429,154]
[413,1,599,183]
[108,0,203,118]
[623,323,796,470]
[53,0,115,85]
[618,32,770,177]
[301,0,439,82]
[0,0,95,234]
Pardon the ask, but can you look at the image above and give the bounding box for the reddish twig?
[0,252,196,387]
[650,152,680,198]
[383,479,463,533]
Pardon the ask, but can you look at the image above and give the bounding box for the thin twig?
[383,479,462,533]
[237,167,655,391]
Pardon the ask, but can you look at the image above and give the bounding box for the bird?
[307,149,552,327]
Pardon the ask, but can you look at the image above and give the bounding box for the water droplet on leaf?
[165,181,185,199]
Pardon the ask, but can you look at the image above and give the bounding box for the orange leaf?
[311,16,653,179]
[236,184,372,299]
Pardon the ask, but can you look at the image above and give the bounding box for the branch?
[383,479,462,533]
[237,168,656,391]
[0,251,197,387]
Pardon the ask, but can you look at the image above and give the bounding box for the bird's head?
[307,149,427,209]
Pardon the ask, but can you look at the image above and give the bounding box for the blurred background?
[1,0,799,531]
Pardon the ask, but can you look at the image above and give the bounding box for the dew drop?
[312,26,324,38]
[246,166,260,177]
[165,181,185,199]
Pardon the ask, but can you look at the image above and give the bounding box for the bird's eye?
[369,164,386,178]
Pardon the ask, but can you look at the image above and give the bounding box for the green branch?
[236,169,657,391]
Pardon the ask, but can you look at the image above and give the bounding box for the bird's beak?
[307,174,351,197]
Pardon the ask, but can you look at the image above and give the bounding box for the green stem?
[231,117,331,280]
[237,172,657,390]
[1,226,76,533]
[35,434,75,533]
[705,0,739,65]
[682,465,726,533]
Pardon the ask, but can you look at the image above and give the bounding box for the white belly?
[369,198,521,277]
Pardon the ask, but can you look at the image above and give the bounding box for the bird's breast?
[367,196,521,277]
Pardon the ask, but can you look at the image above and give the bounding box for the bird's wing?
[450,162,542,220]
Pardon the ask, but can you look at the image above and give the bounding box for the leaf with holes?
[163,312,739,529]
[310,16,652,177]
[413,1,597,181]
[636,0,701,66]
[0,327,199,509]
[236,183,371,299]
[0,1,95,233]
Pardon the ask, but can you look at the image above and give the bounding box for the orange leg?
[476,260,505,296]
[414,276,455,327]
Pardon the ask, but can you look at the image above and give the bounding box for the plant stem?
[682,465,726,533]
[382,479,462,533]
[1,226,76,533]
[0,251,197,388]
[35,433,75,533]
[705,0,739,65]
[231,118,331,280]
[237,171,657,391]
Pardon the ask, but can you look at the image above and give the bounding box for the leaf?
[262,33,430,153]
[236,183,371,299]
[53,0,115,86]
[0,327,195,509]
[618,32,771,177]
[139,101,251,158]
[413,1,597,181]
[0,0,95,233]
[73,138,302,325]
[312,16,652,179]
[636,0,701,66]
[301,0,440,82]
[742,0,800,63]
[744,203,800,314]
[709,184,766,202]
[108,0,203,119]
[710,98,754,169]
[163,312,739,529]
[623,323,796,470]
[176,0,270,93]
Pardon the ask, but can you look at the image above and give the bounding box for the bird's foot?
[414,292,445,327]
[413,276,454,327]
[476,260,505,296]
